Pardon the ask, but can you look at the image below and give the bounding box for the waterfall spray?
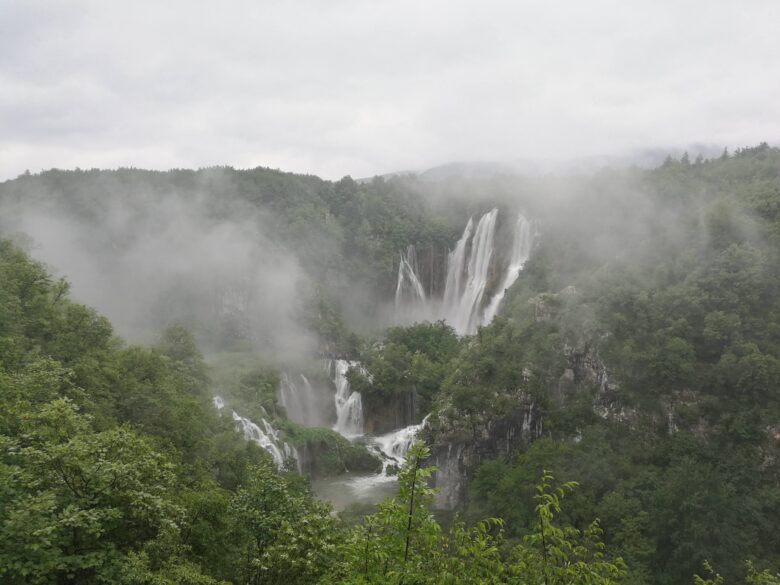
[482,213,534,324]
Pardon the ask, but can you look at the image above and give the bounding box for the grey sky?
[1,0,779,180]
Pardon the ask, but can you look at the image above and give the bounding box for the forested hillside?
[0,167,463,354]
[0,239,632,584]
[361,145,780,584]
[2,145,780,584]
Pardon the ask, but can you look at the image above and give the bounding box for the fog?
[0,175,314,357]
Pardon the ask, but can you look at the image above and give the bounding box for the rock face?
[429,343,616,510]
[433,443,468,509]
[429,398,543,509]
[362,392,417,435]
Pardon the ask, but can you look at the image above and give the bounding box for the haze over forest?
[1,2,780,585]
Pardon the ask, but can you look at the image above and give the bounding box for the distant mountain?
[363,144,729,182]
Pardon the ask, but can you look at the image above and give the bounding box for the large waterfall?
[442,208,499,334]
[394,209,535,335]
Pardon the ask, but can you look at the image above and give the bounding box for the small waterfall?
[332,359,364,437]
[310,395,430,509]
[482,213,534,325]
[373,415,430,466]
[442,208,499,334]
[394,245,428,323]
[213,395,299,470]
[278,372,324,427]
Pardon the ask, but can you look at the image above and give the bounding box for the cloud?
[1,175,313,356]
[1,0,779,180]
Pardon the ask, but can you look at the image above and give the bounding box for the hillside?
[1,145,779,584]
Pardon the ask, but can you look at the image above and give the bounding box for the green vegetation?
[284,425,382,476]
[329,442,626,585]
[2,145,780,583]
[0,167,463,353]
[422,146,780,584]
[348,321,461,430]
[325,146,780,583]
[0,240,629,583]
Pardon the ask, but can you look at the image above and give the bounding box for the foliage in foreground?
[0,241,625,584]
[330,442,626,585]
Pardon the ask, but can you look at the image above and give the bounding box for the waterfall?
[212,395,299,470]
[393,209,535,335]
[442,208,499,334]
[481,213,534,325]
[394,245,428,323]
[331,359,364,437]
[442,217,474,314]
[278,372,325,427]
[373,415,430,466]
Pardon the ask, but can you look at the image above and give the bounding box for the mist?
[0,172,315,358]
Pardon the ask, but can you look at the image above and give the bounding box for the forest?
[1,145,780,584]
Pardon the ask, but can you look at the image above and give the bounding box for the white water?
[213,395,299,470]
[331,359,364,437]
[394,209,535,335]
[373,414,431,466]
[314,415,430,510]
[482,213,534,324]
[231,411,300,470]
[443,208,499,334]
[395,245,427,311]
[441,217,474,315]
[278,372,329,427]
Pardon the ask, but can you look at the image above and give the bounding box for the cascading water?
[331,359,364,437]
[441,217,474,315]
[395,245,427,309]
[394,208,535,335]
[212,395,299,470]
[278,372,327,427]
[215,210,535,509]
[373,414,430,466]
[314,414,431,510]
[481,213,534,324]
[444,208,499,334]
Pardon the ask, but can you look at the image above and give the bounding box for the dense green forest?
[2,145,780,584]
[0,239,628,583]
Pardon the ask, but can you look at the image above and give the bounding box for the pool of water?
[312,471,398,511]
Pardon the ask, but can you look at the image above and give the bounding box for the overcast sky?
[1,0,779,181]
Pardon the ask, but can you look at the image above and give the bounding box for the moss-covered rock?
[284,425,382,477]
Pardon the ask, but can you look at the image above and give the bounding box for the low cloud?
[1,175,313,357]
[1,0,779,180]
